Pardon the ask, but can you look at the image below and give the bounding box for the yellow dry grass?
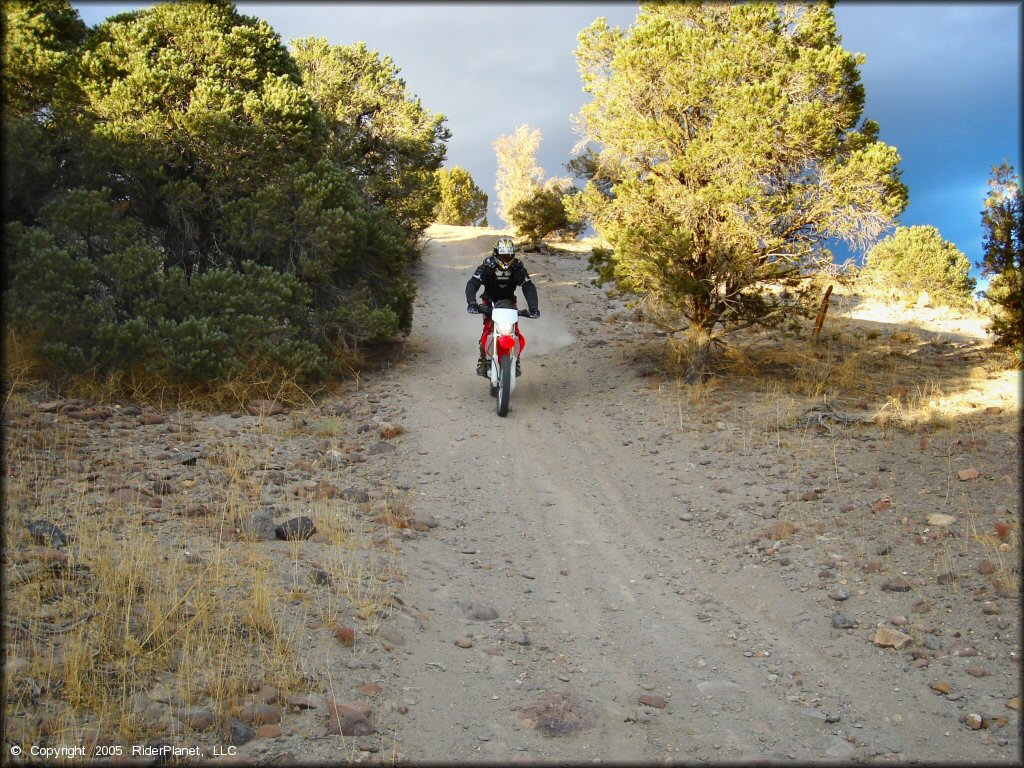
[1,392,400,749]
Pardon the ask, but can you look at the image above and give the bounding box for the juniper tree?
[434,166,489,226]
[569,1,908,378]
[865,225,975,307]
[493,124,544,230]
[979,162,1023,353]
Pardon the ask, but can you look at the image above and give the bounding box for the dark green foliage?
[980,162,1023,354]
[865,225,975,306]
[292,37,450,242]
[508,185,586,246]
[2,1,448,386]
[434,167,488,226]
[4,188,327,382]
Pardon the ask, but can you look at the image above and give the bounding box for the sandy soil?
[327,225,1019,764]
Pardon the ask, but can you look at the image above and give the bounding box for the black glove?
[528,307,540,318]
[467,302,481,314]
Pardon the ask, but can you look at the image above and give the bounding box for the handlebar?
[475,304,535,318]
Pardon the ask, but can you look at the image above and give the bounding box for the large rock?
[873,624,913,649]
[248,399,285,417]
[327,700,375,736]
[223,717,255,746]
[26,520,69,548]
[275,516,316,541]
[241,509,277,541]
[239,703,281,726]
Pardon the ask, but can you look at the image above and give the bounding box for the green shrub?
[508,184,586,246]
[434,166,488,226]
[864,225,975,306]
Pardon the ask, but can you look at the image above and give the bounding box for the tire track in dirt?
[374,226,1019,763]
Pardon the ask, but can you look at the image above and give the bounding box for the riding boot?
[476,344,488,377]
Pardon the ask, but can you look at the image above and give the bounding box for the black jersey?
[465,256,539,310]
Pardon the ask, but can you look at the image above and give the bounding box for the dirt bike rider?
[466,237,540,377]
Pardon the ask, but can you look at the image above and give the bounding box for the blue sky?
[73,2,1021,282]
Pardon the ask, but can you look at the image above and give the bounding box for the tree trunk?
[681,326,714,383]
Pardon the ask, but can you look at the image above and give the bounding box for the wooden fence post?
[812,284,833,341]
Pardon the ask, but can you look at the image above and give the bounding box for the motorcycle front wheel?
[496,356,512,416]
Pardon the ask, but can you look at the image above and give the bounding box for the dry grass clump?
[2,329,350,415]
[1,405,396,750]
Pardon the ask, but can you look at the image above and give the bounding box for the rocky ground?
[2,224,1020,765]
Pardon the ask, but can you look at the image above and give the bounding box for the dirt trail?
[366,226,1021,763]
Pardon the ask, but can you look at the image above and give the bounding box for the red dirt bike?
[477,300,532,417]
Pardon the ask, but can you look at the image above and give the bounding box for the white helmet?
[494,237,515,268]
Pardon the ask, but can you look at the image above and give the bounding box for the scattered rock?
[1008,696,1021,711]
[454,637,474,648]
[950,643,978,658]
[928,513,956,527]
[936,571,955,585]
[832,613,855,630]
[964,713,984,730]
[966,666,989,678]
[140,412,167,425]
[367,441,397,456]
[873,625,913,649]
[224,717,255,746]
[248,399,285,417]
[957,468,980,481]
[178,708,216,731]
[257,685,280,705]
[241,508,277,541]
[412,512,438,529]
[828,587,849,602]
[287,694,324,710]
[910,598,931,613]
[327,700,375,736]
[26,520,69,547]
[881,577,912,593]
[256,724,283,739]
[340,486,370,503]
[978,560,996,575]
[638,694,667,709]
[981,602,1001,615]
[460,601,499,621]
[275,516,316,541]
[930,681,952,695]
[238,703,280,726]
